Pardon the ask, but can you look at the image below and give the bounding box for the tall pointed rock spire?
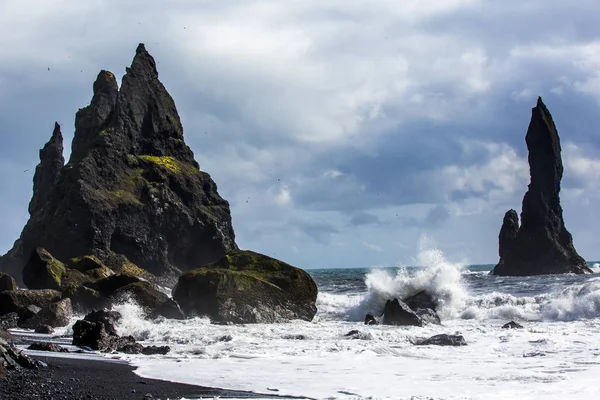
[492,97,590,276]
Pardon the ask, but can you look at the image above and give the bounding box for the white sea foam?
[38,239,600,399]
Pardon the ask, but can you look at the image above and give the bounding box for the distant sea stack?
[0,44,238,285]
[491,97,591,276]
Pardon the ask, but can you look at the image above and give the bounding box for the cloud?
[363,242,383,253]
[1,0,600,268]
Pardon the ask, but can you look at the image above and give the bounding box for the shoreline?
[0,353,297,400]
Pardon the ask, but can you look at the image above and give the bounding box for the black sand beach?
[0,355,284,400]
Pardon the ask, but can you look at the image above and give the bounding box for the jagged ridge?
[1,44,238,285]
[492,97,590,276]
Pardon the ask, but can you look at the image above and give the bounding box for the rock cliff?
[492,97,591,276]
[0,44,238,285]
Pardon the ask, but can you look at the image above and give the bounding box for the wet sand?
[0,354,286,400]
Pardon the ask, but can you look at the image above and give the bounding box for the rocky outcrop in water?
[173,250,318,323]
[72,310,170,354]
[492,97,591,276]
[0,44,237,286]
[411,334,467,346]
[381,298,423,326]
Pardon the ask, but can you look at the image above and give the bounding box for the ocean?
[19,247,600,400]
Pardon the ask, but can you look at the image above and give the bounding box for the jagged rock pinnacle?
[0,44,237,286]
[492,97,590,276]
[28,122,64,215]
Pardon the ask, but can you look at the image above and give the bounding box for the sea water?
[38,247,600,399]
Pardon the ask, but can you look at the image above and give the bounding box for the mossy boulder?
[0,44,237,287]
[108,281,184,320]
[173,250,318,323]
[19,298,73,329]
[0,273,16,292]
[22,248,66,290]
[0,289,62,316]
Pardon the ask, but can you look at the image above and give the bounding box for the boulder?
[412,334,467,346]
[72,319,135,352]
[82,310,122,336]
[67,286,106,312]
[1,337,44,371]
[415,308,441,325]
[22,248,65,290]
[27,342,69,353]
[403,291,437,311]
[0,313,19,331]
[173,250,318,323]
[502,321,523,329]
[0,44,237,286]
[108,281,184,320]
[19,298,73,329]
[34,325,54,334]
[0,289,62,316]
[381,299,423,327]
[492,97,591,276]
[364,314,377,325]
[0,272,16,292]
[118,343,170,355]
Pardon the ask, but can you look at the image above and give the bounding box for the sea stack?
[492,97,591,276]
[0,44,238,286]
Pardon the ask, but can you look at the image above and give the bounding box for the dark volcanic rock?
[108,281,184,320]
[403,291,437,312]
[34,325,54,334]
[72,310,137,352]
[173,250,318,323]
[381,298,423,327]
[19,298,73,329]
[1,337,44,371]
[502,321,524,329]
[0,272,16,292]
[22,248,66,290]
[412,334,467,346]
[27,342,69,353]
[364,314,377,325]
[0,43,237,286]
[498,210,519,260]
[29,122,64,215]
[492,97,591,276]
[0,289,62,316]
[415,308,441,325]
[82,310,122,336]
[0,313,19,331]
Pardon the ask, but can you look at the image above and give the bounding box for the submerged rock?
[412,334,467,346]
[381,299,423,327]
[492,97,590,276]
[0,43,237,286]
[173,250,318,323]
[502,321,523,329]
[364,314,377,325]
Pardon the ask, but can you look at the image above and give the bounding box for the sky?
[1,0,599,270]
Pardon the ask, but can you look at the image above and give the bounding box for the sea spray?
[344,237,468,321]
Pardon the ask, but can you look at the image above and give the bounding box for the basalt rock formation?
[173,250,318,323]
[0,44,237,286]
[492,97,591,276]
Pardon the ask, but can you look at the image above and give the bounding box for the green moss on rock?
[22,248,66,290]
[173,250,318,323]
